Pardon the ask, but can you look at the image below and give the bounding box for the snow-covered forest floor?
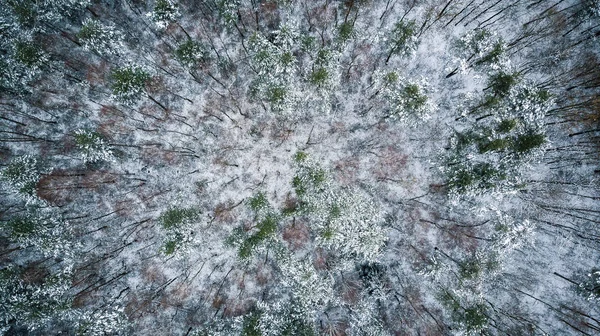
[1,0,599,335]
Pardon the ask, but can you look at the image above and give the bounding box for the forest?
[0,0,599,335]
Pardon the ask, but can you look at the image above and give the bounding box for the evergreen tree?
[577,268,600,301]
[73,129,115,163]
[147,0,180,30]
[1,155,40,201]
[77,19,123,56]
[110,64,150,103]
[175,39,209,68]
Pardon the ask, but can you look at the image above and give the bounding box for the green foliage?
[158,207,199,255]
[111,65,150,102]
[267,86,287,105]
[292,175,306,197]
[329,204,341,219]
[241,310,262,336]
[247,30,297,111]
[5,216,37,238]
[248,192,269,212]
[159,207,199,229]
[462,304,488,334]
[150,0,179,28]
[488,72,518,97]
[163,239,178,255]
[77,19,122,55]
[77,20,99,41]
[316,49,331,64]
[175,39,209,68]
[280,52,294,66]
[300,35,316,51]
[162,235,184,255]
[389,20,417,56]
[216,0,240,26]
[74,130,101,147]
[292,158,327,198]
[238,215,278,259]
[512,132,545,153]
[1,155,39,196]
[294,151,308,163]
[402,83,428,112]
[450,169,474,192]
[309,67,328,86]
[320,226,334,240]
[478,138,510,153]
[0,265,72,333]
[154,0,177,16]
[438,291,488,334]
[475,41,504,66]
[455,131,479,151]
[233,193,279,259]
[437,290,461,313]
[535,88,551,102]
[459,257,482,280]
[15,41,44,67]
[73,129,114,163]
[466,29,491,54]
[447,163,506,194]
[280,317,315,336]
[337,22,354,42]
[576,268,600,301]
[384,71,399,84]
[7,0,37,28]
[496,119,517,133]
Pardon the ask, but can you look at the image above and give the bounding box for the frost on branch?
[444,79,553,197]
[248,27,299,113]
[278,256,335,318]
[147,0,180,30]
[4,214,77,264]
[71,307,129,336]
[110,64,150,103]
[0,265,72,333]
[293,154,388,266]
[577,268,600,301]
[158,206,202,256]
[73,129,115,163]
[490,213,535,256]
[347,298,390,336]
[385,19,418,62]
[374,71,436,124]
[175,39,210,69]
[1,155,40,202]
[77,19,123,56]
[449,29,509,75]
